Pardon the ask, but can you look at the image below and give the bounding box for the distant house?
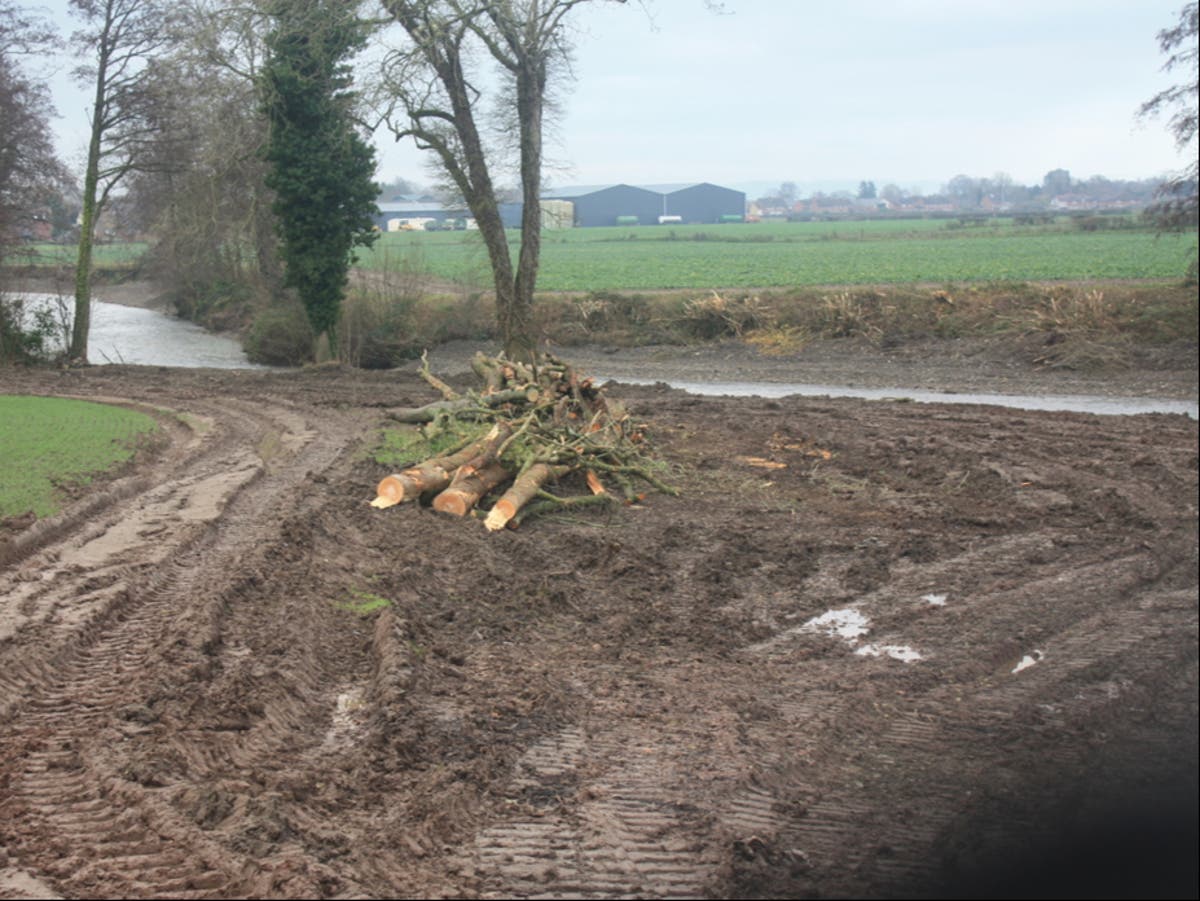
[17,207,53,241]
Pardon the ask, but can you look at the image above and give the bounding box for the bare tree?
[378,0,623,362]
[0,2,68,264]
[66,0,172,363]
[1139,0,1198,262]
[126,0,283,322]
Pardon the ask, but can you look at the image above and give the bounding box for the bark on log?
[432,461,512,516]
[419,351,459,401]
[471,351,504,392]
[372,426,507,508]
[483,463,570,532]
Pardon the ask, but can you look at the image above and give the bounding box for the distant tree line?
[754,169,1178,217]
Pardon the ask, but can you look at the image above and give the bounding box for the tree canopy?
[0,2,67,259]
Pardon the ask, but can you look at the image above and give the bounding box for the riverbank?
[7,274,173,313]
[10,276,1196,403]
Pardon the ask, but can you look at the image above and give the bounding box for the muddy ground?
[0,340,1197,900]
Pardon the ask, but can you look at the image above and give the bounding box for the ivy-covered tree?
[260,0,379,359]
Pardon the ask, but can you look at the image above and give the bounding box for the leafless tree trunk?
[67,0,170,363]
[378,0,623,363]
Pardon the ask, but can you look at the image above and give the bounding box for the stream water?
[600,376,1199,419]
[11,294,1196,418]
[15,293,261,370]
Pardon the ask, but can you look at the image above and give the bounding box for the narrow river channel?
[13,293,1196,418]
[17,293,261,369]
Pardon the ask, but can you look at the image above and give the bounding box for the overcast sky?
[38,0,1193,196]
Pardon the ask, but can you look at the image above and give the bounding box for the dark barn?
[653,182,746,223]
[542,184,662,227]
[541,182,745,226]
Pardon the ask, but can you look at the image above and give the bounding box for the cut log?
[483,463,570,532]
[585,469,606,495]
[471,351,504,392]
[432,461,512,516]
[371,427,504,507]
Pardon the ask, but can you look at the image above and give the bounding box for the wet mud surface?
[1,352,1197,899]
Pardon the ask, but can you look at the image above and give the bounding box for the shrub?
[0,294,63,364]
[339,290,421,369]
[243,303,313,366]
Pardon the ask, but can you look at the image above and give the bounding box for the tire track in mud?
[0,394,356,899]
[465,724,719,899]
[709,525,1197,897]
[459,514,1193,897]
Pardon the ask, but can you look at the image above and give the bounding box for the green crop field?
[0,396,158,519]
[18,242,148,269]
[358,218,1198,291]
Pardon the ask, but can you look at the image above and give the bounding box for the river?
[15,293,262,370]
[10,293,1196,418]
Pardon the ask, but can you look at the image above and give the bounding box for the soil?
[0,334,1197,899]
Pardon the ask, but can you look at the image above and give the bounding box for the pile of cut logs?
[371,352,674,530]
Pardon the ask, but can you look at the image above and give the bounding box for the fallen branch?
[386,387,540,423]
[419,350,459,401]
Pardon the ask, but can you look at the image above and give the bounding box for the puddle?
[602,377,1198,419]
[855,643,924,662]
[1012,650,1045,674]
[793,607,923,664]
[802,607,871,641]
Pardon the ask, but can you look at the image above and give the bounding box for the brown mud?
[0,344,1197,900]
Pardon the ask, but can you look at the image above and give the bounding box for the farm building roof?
[541,182,740,200]
[540,184,630,199]
[635,183,708,194]
[376,201,470,215]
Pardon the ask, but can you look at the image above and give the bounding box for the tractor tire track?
[0,393,358,899]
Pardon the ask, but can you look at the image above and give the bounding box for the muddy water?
[18,293,262,369]
[601,376,1200,419]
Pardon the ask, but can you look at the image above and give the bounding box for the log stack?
[371,352,674,530]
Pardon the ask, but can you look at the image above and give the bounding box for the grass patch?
[370,420,486,468]
[336,589,393,617]
[0,396,159,519]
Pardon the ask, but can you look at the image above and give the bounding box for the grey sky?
[39,0,1192,195]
